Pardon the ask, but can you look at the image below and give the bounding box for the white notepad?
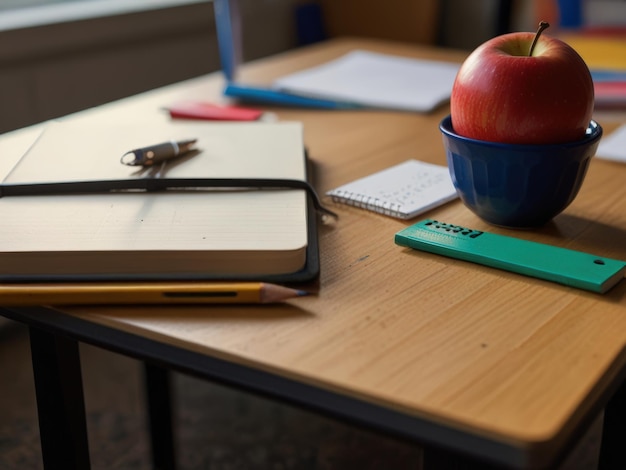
[326,160,458,220]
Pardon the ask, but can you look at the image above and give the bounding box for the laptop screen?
[214,0,242,82]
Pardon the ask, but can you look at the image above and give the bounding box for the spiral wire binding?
[330,189,405,218]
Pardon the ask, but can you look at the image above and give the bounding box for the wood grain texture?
[4,38,626,465]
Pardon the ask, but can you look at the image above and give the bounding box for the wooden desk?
[2,38,626,470]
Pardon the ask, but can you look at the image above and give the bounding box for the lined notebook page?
[0,121,309,276]
[327,160,458,220]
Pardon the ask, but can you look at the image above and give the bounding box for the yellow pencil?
[0,282,310,306]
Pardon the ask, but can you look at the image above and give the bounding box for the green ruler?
[395,219,626,294]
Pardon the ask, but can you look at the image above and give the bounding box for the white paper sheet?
[274,50,460,113]
[597,124,626,163]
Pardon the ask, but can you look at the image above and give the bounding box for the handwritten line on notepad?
[326,160,458,220]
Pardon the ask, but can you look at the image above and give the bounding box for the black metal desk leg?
[599,379,626,469]
[143,362,177,470]
[29,327,91,470]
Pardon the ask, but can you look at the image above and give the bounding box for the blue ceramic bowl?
[439,115,603,228]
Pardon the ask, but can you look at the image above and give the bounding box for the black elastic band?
[0,177,337,219]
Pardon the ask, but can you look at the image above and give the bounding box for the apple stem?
[529,21,550,56]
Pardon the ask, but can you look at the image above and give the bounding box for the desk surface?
[2,38,626,469]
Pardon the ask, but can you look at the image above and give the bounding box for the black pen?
[121,139,197,166]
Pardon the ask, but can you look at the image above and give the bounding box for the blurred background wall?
[0,0,606,134]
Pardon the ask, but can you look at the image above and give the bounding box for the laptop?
[213,0,352,109]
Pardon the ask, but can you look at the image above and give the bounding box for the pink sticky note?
[167,101,264,121]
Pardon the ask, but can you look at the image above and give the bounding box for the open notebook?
[0,121,319,283]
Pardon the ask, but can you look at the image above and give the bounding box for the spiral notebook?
[326,160,458,220]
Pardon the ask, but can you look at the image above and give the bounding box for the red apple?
[450,22,594,145]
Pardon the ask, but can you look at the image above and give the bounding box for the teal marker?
[395,219,626,294]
